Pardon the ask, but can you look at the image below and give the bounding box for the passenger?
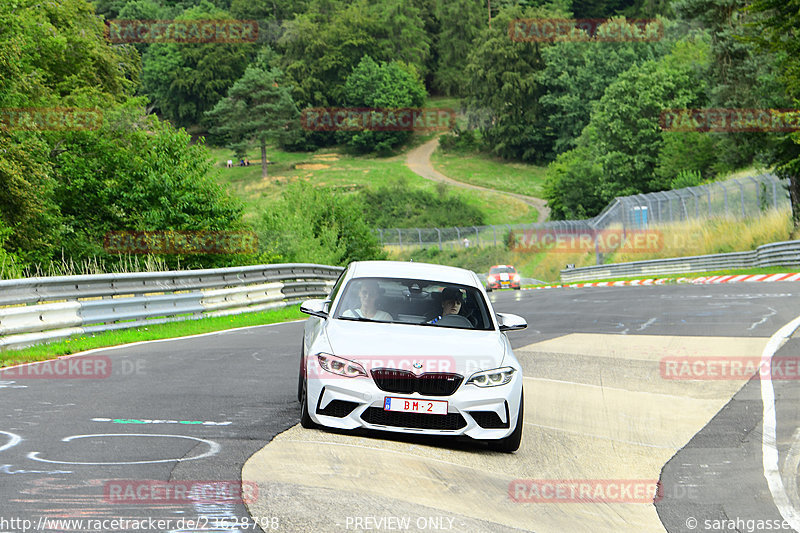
[342,280,392,321]
[428,287,463,324]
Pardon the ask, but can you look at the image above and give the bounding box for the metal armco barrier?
[0,264,343,350]
[560,240,800,282]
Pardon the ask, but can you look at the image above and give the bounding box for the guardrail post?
[492,226,497,247]
[397,229,402,246]
[436,228,442,250]
[473,226,480,247]
[417,228,422,247]
[377,229,384,245]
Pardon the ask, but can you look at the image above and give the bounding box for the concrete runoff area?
[243,334,768,532]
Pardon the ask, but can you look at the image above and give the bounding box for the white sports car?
[298,260,527,452]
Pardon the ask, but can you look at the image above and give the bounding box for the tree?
[432,0,485,96]
[463,4,566,163]
[339,56,427,154]
[0,0,138,264]
[543,40,710,218]
[140,2,255,128]
[675,0,791,170]
[744,0,800,227]
[277,0,430,108]
[51,100,247,269]
[590,58,707,200]
[537,20,671,158]
[206,64,299,177]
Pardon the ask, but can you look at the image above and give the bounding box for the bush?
[259,181,386,265]
[358,181,485,228]
[438,127,481,153]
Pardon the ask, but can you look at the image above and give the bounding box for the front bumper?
[487,280,520,290]
[305,365,523,440]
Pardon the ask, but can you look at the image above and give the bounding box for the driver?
[428,287,463,325]
[342,279,393,321]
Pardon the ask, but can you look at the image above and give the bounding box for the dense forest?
[0,0,798,274]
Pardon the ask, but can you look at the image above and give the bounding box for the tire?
[489,389,523,453]
[513,286,521,291]
[299,374,317,429]
[487,288,492,292]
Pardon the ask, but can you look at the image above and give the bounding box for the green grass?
[0,305,305,366]
[207,145,538,226]
[430,150,548,199]
[423,96,463,111]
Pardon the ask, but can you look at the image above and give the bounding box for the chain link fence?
[374,173,788,250]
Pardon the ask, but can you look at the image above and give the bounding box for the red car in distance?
[486,265,521,292]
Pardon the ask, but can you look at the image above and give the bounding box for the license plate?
[383,397,448,415]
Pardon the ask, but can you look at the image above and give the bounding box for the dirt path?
[405,136,551,222]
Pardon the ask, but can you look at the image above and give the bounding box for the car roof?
[349,261,479,287]
[490,264,515,269]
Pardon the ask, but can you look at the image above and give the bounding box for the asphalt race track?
[3,283,800,532]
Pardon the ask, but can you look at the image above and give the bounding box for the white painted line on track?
[782,429,800,519]
[27,433,221,465]
[0,431,22,453]
[760,313,800,532]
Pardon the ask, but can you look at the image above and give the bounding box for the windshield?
[489,266,516,274]
[333,277,494,331]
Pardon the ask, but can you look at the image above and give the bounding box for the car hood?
[325,320,507,374]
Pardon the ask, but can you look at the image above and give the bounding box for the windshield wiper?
[337,316,388,323]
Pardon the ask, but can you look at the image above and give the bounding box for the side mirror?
[300,299,329,319]
[496,312,527,332]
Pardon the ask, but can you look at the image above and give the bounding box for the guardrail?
[0,264,343,351]
[560,240,800,282]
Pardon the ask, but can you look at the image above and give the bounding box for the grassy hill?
[207,145,543,227]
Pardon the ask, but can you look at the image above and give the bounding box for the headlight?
[513,274,521,281]
[316,353,367,378]
[467,367,516,387]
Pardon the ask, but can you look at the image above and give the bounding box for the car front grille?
[361,407,467,430]
[371,369,463,396]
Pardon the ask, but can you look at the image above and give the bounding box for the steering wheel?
[435,314,474,328]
